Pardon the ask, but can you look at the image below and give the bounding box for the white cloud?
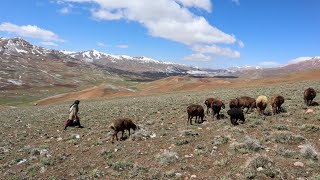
[184,53,212,61]
[58,0,241,59]
[232,0,240,5]
[258,61,280,67]
[192,44,240,58]
[175,0,212,12]
[116,44,129,49]
[238,40,244,48]
[40,41,59,46]
[59,7,71,14]
[97,42,107,47]
[0,22,64,42]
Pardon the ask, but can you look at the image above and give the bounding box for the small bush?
[112,161,134,172]
[244,136,263,151]
[273,133,304,144]
[212,135,229,145]
[155,150,179,165]
[244,156,281,179]
[180,130,199,137]
[272,124,289,131]
[91,168,104,178]
[301,124,320,133]
[174,139,190,146]
[300,143,319,161]
[276,147,295,158]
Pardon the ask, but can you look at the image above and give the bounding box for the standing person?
[64,100,84,130]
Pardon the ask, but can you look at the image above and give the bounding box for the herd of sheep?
[107,87,317,142]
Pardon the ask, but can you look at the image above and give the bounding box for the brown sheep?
[204,98,215,114]
[271,95,285,115]
[256,96,268,115]
[237,96,256,113]
[110,118,138,143]
[304,87,316,106]
[187,104,204,125]
[229,98,238,108]
[211,99,225,120]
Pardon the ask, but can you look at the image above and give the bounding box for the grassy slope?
[0,81,320,179]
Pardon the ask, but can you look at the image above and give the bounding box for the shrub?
[300,143,319,161]
[155,150,179,165]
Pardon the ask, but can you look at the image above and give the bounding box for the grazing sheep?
[187,104,205,125]
[304,88,316,106]
[227,108,245,125]
[237,96,257,113]
[211,99,225,120]
[110,118,138,143]
[271,95,285,115]
[256,96,268,115]
[229,98,238,108]
[204,98,215,114]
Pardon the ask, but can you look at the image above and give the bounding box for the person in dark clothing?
[64,100,84,130]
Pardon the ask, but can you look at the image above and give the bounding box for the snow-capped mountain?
[67,49,194,74]
[0,37,64,57]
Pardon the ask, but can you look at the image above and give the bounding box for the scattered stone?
[114,148,118,152]
[191,175,197,179]
[297,178,305,180]
[306,109,314,114]
[257,167,264,171]
[175,173,182,178]
[57,137,63,141]
[294,161,304,167]
[17,159,27,165]
[212,146,218,150]
[40,149,50,157]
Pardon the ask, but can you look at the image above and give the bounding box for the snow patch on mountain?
[288,56,320,64]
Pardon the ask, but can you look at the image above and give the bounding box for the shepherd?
[64,100,84,130]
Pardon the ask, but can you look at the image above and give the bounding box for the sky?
[0,0,320,68]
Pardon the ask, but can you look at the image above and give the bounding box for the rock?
[175,173,182,178]
[191,175,197,179]
[257,167,264,171]
[212,146,218,150]
[57,137,63,141]
[40,149,50,157]
[17,159,27,165]
[294,161,304,167]
[305,109,314,114]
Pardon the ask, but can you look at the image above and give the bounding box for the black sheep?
[227,108,245,126]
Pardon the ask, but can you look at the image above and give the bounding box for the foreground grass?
[0,80,319,179]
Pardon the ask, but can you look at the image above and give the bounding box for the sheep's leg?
[121,130,124,140]
[128,129,131,136]
[189,115,193,125]
[217,110,221,119]
[206,107,209,115]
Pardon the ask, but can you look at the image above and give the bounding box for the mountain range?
[0,37,320,90]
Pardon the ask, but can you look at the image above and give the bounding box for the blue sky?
[0,0,320,68]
